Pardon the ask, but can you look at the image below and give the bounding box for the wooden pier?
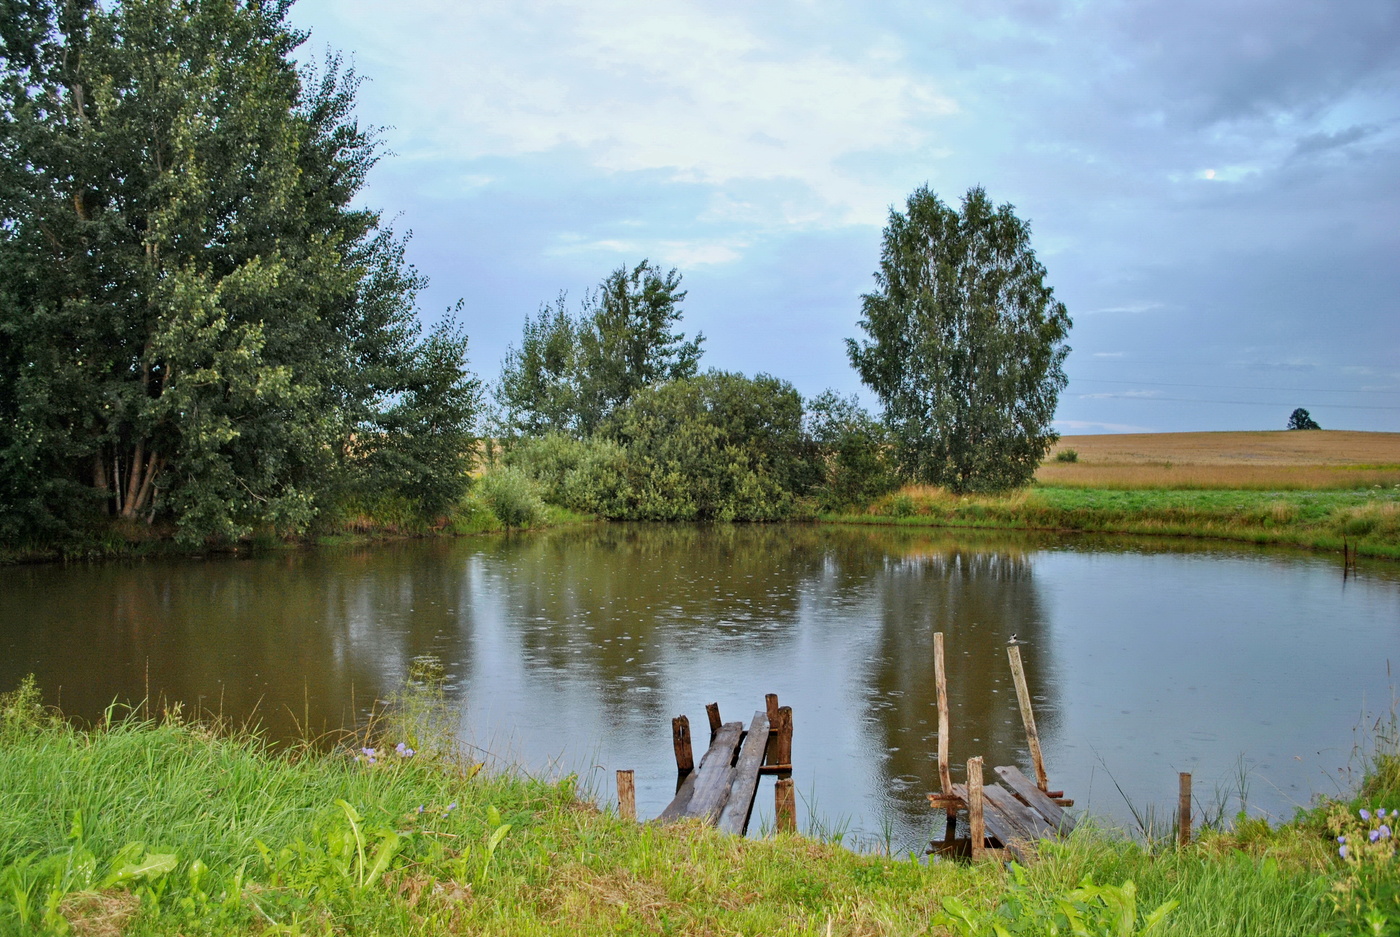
[927,639,1077,862]
[618,693,795,835]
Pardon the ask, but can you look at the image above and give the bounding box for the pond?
[2,524,1396,853]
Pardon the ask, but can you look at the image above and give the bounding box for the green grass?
[2,675,1388,936]
[826,486,1400,560]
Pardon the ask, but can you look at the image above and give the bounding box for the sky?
[286,0,1400,435]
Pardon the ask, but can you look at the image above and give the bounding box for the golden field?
[1039,430,1400,489]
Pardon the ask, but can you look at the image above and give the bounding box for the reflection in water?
[2,525,1396,852]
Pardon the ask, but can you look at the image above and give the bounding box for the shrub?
[474,468,546,529]
[1055,449,1079,463]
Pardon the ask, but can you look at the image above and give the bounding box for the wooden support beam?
[774,706,793,769]
[968,756,986,861]
[672,715,694,791]
[616,770,635,821]
[1007,644,1048,792]
[705,702,722,739]
[934,632,952,795]
[775,777,796,833]
[716,711,771,835]
[764,693,780,763]
[1178,772,1193,848]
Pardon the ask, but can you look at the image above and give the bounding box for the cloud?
[317,0,955,228]
[1083,302,1167,315]
[1054,419,1157,434]
[1291,124,1382,158]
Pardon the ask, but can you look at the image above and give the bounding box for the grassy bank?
[1,680,1394,936]
[827,486,1400,560]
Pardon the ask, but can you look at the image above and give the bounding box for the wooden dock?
[927,639,1077,862]
[618,693,795,835]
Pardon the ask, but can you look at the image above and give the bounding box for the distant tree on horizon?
[1288,408,1322,430]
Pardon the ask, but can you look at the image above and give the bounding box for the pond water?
[2,524,1396,853]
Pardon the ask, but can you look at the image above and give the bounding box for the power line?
[1076,394,1400,411]
[1069,377,1400,396]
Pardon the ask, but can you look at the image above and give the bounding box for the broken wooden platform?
[618,693,794,835]
[927,638,1078,862]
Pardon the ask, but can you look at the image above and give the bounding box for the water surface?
[2,524,1395,852]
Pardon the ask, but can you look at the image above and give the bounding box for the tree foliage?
[504,372,818,521]
[496,260,702,437]
[0,0,479,544]
[804,390,898,510]
[848,185,1071,492]
[1287,408,1321,431]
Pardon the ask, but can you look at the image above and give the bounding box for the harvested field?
[1039,430,1400,489]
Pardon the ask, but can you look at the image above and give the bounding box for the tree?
[847,185,1071,492]
[1287,408,1321,430]
[496,260,703,437]
[0,0,479,543]
[601,371,815,521]
[804,390,897,510]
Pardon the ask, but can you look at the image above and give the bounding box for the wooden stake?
[1178,772,1193,848]
[617,770,636,821]
[774,706,793,768]
[968,756,986,861]
[764,693,780,763]
[672,715,694,777]
[934,632,952,794]
[1007,644,1048,791]
[775,777,796,833]
[705,702,722,739]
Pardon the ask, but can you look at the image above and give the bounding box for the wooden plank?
[982,784,1056,843]
[994,766,1076,834]
[659,721,744,823]
[952,783,1032,861]
[705,702,722,739]
[934,632,952,794]
[716,711,771,835]
[1007,645,1048,791]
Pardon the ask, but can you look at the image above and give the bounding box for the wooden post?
[968,756,986,861]
[672,715,694,783]
[934,632,952,794]
[617,770,636,821]
[1178,772,1192,848]
[705,702,722,740]
[1007,644,1048,791]
[775,706,793,769]
[764,693,780,763]
[775,777,796,833]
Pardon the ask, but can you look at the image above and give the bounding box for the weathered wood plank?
[716,711,771,835]
[1007,644,1048,791]
[982,783,1056,843]
[659,721,744,823]
[952,782,1032,862]
[934,632,952,794]
[775,777,796,833]
[967,758,986,861]
[994,765,1076,834]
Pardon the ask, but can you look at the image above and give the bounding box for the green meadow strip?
[825,487,1400,560]
[3,675,1393,936]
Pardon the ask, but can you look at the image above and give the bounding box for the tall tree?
[847,185,1071,492]
[0,0,479,543]
[496,260,703,437]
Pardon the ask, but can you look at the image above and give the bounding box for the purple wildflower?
[1372,829,1382,843]
[417,805,425,814]
[1360,809,1371,821]
[1337,835,1347,843]
[1380,824,1392,840]
[396,742,416,757]
[1340,844,1349,859]
[447,802,457,812]
[1379,808,1389,818]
